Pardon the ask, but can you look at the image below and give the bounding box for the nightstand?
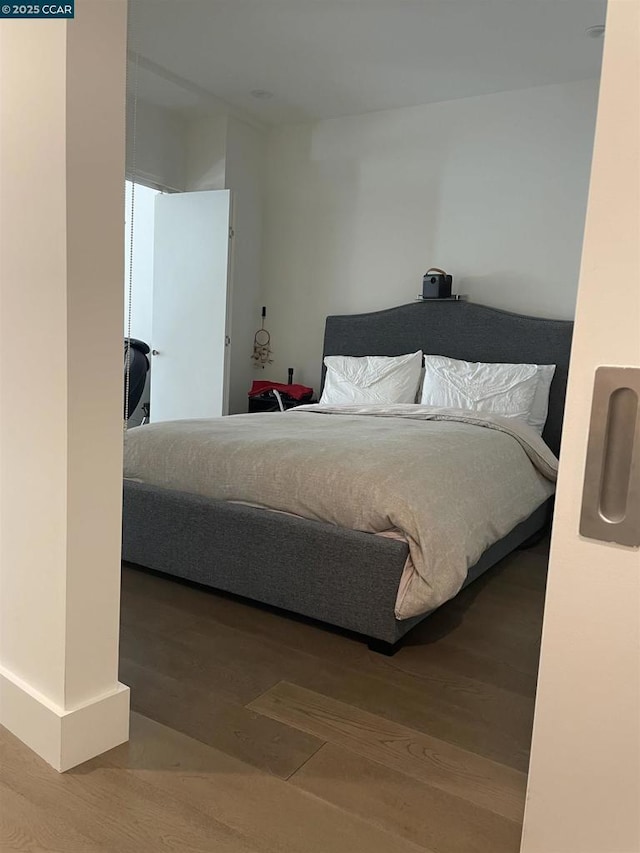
[248,396,316,413]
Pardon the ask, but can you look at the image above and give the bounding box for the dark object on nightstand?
[248,395,316,413]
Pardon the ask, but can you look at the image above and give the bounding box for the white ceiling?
[129,0,606,125]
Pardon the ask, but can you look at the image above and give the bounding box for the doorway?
[124,182,233,424]
[124,179,158,426]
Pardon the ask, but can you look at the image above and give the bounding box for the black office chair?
[124,338,150,421]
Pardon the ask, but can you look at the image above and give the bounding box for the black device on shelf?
[422,268,453,299]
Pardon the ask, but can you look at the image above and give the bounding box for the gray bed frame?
[122,300,573,653]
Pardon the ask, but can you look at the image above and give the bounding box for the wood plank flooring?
[0,538,549,852]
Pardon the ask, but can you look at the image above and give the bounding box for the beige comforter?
[123,405,557,619]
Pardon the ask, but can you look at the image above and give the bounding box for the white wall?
[126,99,187,191]
[185,114,228,192]
[185,114,267,413]
[262,79,599,393]
[224,117,267,414]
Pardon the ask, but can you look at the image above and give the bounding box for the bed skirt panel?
[122,480,549,644]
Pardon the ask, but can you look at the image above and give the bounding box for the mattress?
[123,405,556,618]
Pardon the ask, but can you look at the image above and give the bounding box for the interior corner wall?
[184,113,266,413]
[185,114,229,191]
[261,78,600,394]
[126,99,188,191]
[224,117,267,414]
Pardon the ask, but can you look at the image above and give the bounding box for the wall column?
[0,1,130,771]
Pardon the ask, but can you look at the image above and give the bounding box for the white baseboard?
[0,666,129,772]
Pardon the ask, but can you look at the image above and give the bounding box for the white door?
[150,189,232,422]
[521,3,640,852]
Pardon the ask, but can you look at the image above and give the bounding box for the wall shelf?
[414,295,467,302]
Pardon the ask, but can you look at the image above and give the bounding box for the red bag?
[248,380,314,402]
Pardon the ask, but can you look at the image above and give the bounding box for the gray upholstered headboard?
[322,301,574,456]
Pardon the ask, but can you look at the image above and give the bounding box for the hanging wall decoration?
[251,306,274,368]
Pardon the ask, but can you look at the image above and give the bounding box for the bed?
[122,300,573,653]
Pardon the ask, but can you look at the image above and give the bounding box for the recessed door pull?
[580,366,640,547]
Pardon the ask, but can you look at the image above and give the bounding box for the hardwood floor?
[0,539,549,853]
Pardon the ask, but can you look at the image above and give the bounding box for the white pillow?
[420,355,543,427]
[320,351,423,406]
[528,364,556,435]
